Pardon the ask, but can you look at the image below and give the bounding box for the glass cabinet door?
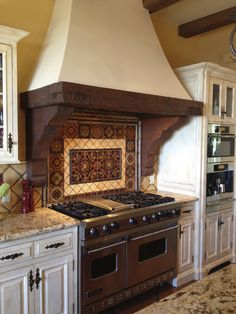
[225,85,235,119]
[211,83,221,117]
[0,49,5,149]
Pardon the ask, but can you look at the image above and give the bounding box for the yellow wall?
[0,0,55,91]
[151,11,236,70]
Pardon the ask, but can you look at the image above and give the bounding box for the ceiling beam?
[143,0,181,13]
[179,6,236,38]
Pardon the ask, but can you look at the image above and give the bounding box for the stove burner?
[49,201,110,220]
[103,191,175,208]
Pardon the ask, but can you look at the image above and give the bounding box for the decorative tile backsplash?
[48,114,139,203]
[70,148,122,184]
[0,163,42,213]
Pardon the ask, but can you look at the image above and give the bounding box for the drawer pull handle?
[182,210,192,214]
[0,252,24,261]
[35,268,41,289]
[29,270,34,292]
[45,242,65,249]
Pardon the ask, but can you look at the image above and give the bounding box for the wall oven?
[207,124,235,163]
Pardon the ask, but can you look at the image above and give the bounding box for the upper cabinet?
[175,62,236,125]
[0,25,28,163]
[209,77,236,123]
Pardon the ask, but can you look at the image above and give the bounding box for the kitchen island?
[135,264,236,313]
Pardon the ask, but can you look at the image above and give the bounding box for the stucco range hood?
[21,0,203,186]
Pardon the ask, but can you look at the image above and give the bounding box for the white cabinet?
[0,227,77,314]
[178,220,194,273]
[35,255,73,314]
[172,204,195,287]
[209,77,236,123]
[0,25,28,162]
[0,266,33,314]
[205,209,233,268]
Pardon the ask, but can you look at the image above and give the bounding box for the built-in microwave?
[207,124,235,163]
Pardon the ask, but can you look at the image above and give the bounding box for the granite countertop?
[146,189,198,204]
[0,207,79,242]
[0,190,196,243]
[135,264,236,313]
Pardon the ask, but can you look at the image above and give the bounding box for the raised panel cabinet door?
[0,266,34,314]
[178,221,194,273]
[205,215,219,264]
[219,212,233,256]
[34,255,74,314]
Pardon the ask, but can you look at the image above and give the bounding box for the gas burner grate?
[103,191,175,208]
[49,201,110,220]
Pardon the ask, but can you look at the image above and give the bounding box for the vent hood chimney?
[29,0,189,99]
[21,0,203,186]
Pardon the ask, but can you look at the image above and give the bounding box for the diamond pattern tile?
[0,164,42,213]
[48,119,138,202]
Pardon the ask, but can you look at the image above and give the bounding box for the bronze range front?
[81,221,177,314]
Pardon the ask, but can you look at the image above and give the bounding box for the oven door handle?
[130,225,178,241]
[86,240,127,255]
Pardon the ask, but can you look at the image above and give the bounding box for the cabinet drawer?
[34,232,73,258]
[0,241,33,267]
[180,205,193,219]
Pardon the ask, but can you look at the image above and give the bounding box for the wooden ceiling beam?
[179,6,236,38]
[143,0,181,13]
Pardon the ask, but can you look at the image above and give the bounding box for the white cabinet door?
[35,255,74,314]
[0,266,34,314]
[205,214,219,263]
[219,211,232,257]
[0,26,28,162]
[178,221,194,273]
[208,77,236,124]
[208,77,223,121]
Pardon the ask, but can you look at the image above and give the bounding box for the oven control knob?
[89,228,99,238]
[142,215,150,224]
[157,211,163,218]
[110,221,119,230]
[102,224,112,234]
[170,209,177,216]
[151,213,158,221]
[129,217,137,225]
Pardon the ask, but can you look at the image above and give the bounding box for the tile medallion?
[70,148,122,184]
[48,119,138,202]
[64,138,126,196]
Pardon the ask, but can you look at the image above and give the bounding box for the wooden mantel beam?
[143,0,181,13]
[179,6,236,38]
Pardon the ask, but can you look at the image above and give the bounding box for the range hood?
[21,0,203,186]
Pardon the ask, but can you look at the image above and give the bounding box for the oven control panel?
[85,208,180,240]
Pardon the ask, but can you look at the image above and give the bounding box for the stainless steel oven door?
[81,239,126,305]
[126,225,178,287]
[207,124,235,163]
